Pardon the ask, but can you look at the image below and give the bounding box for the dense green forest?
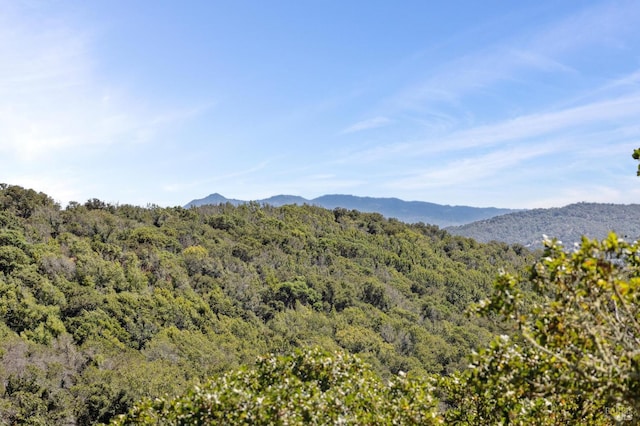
[114,233,640,425]
[3,182,639,424]
[0,184,533,424]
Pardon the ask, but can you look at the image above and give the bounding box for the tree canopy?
[633,148,640,176]
[0,183,532,424]
[3,171,640,424]
[114,233,640,425]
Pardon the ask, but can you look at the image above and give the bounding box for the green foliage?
[272,278,321,309]
[439,233,640,424]
[5,180,640,424]
[111,348,442,425]
[0,183,59,219]
[0,184,534,423]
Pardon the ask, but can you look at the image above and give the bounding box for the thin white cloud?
[0,3,205,163]
[562,67,640,108]
[528,0,640,54]
[387,1,640,114]
[436,92,640,151]
[509,50,575,73]
[163,161,271,193]
[607,69,640,89]
[384,143,556,191]
[341,116,392,134]
[345,89,640,166]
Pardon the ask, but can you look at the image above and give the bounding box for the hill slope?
[0,184,532,424]
[185,193,516,227]
[447,202,640,247]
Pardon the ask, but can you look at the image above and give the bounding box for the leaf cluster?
[438,234,640,424]
[112,348,442,425]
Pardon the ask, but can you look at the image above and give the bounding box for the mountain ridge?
[185,193,517,227]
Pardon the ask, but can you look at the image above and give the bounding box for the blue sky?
[2,0,640,208]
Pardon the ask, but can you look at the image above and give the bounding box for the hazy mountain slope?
[188,192,246,206]
[447,202,640,247]
[260,194,309,206]
[185,193,516,227]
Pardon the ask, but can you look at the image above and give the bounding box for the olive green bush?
[111,348,442,425]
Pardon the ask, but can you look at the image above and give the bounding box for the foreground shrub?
[111,347,442,425]
[439,233,640,424]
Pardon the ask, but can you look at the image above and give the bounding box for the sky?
[2,0,640,209]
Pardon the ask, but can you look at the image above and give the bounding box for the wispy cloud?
[387,1,640,115]
[3,1,639,209]
[528,0,640,53]
[436,92,640,151]
[345,87,640,166]
[509,50,575,73]
[0,3,205,163]
[162,161,271,193]
[384,143,557,191]
[341,116,392,134]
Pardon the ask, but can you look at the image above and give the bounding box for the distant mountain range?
[446,202,640,247]
[184,193,516,227]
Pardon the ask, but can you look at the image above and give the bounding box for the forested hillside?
[447,202,640,247]
[0,184,533,424]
